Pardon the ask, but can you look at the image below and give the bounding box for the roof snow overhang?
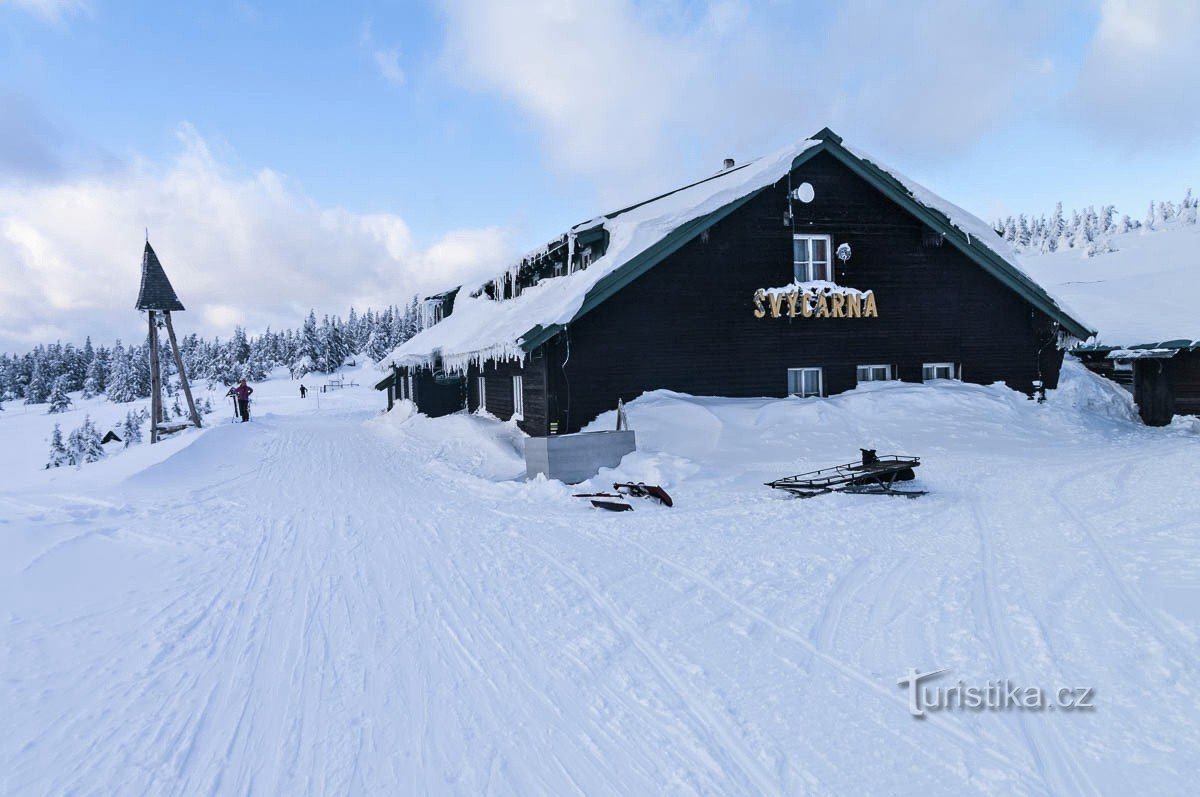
[520,127,1093,351]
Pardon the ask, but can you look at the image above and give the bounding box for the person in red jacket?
[227,379,254,423]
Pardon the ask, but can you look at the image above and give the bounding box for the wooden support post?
[163,311,202,429]
[148,311,162,444]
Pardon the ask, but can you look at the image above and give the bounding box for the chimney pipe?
[723,158,735,170]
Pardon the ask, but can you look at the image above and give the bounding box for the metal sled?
[766,451,925,499]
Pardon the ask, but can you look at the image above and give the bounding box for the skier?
[227,379,254,423]
[300,384,307,399]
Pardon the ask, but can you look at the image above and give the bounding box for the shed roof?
[135,241,185,312]
[389,129,1094,370]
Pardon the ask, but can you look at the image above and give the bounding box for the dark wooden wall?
[1173,352,1200,417]
[412,367,465,418]
[1133,359,1175,426]
[539,150,1065,434]
[473,352,551,435]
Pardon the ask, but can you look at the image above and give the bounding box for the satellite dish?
[795,182,815,203]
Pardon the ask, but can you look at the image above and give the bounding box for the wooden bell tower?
[135,240,202,443]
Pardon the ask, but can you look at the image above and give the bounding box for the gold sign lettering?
[753,289,766,318]
[751,288,879,320]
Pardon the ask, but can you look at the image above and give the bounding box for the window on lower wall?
[922,362,957,381]
[793,234,832,281]
[787,367,823,397]
[856,364,892,383]
[477,376,486,411]
[512,375,524,420]
[407,373,414,401]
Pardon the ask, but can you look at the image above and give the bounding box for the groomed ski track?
[2,386,1198,795]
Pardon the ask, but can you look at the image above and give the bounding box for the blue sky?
[2,0,1199,350]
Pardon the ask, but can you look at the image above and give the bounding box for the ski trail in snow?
[510,533,784,796]
[967,495,1100,797]
[4,387,1199,795]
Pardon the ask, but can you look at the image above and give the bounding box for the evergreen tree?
[47,375,73,414]
[1049,202,1065,252]
[25,360,49,404]
[106,342,138,402]
[67,416,105,464]
[121,410,143,446]
[46,424,69,468]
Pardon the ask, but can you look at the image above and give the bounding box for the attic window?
[580,247,592,270]
[793,234,832,281]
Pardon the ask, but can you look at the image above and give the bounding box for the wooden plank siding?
[538,150,1065,434]
[473,351,552,435]
[1173,351,1200,417]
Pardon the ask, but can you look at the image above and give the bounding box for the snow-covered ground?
[1020,220,1200,346]
[2,362,1198,794]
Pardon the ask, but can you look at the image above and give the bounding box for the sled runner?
[574,482,673,511]
[766,450,924,498]
[613,482,674,507]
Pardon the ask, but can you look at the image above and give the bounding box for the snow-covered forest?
[993,189,1199,256]
[0,299,427,411]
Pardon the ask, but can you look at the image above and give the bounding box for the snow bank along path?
[1,363,1198,794]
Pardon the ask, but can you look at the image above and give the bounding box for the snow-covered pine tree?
[1145,201,1156,230]
[25,360,49,404]
[72,416,105,464]
[47,375,73,414]
[46,424,69,468]
[1049,202,1065,252]
[105,342,139,402]
[121,410,143,446]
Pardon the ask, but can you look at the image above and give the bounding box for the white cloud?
[436,0,1067,200]
[373,48,406,86]
[0,0,87,23]
[0,124,516,350]
[361,19,406,86]
[1069,0,1200,145]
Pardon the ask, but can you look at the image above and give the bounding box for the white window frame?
[512,376,524,420]
[922,362,957,382]
[787,367,823,398]
[856,364,892,383]
[407,373,415,401]
[477,376,487,411]
[793,234,832,282]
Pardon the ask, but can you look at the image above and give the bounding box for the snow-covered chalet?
[377,128,1094,435]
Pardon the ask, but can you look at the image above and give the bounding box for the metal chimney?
[723,158,735,170]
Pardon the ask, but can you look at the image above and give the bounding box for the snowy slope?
[1020,221,1200,347]
[1,363,1198,794]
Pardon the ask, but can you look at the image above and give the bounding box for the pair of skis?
[574,482,674,512]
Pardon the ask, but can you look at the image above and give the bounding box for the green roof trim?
[515,128,1093,352]
[794,139,1095,340]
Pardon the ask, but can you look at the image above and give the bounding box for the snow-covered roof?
[1020,221,1200,349]
[389,129,1093,371]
